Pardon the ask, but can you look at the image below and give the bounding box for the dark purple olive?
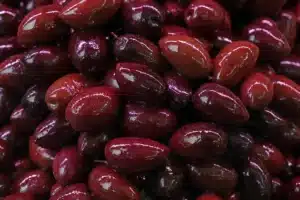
[0,37,22,62]
[275,55,300,81]
[0,87,17,125]
[276,10,297,48]
[0,4,21,36]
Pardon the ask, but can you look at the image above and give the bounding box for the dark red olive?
[21,85,48,118]
[33,114,76,150]
[164,1,184,24]
[0,37,22,62]
[122,1,165,39]
[252,17,278,28]
[88,166,140,200]
[213,41,259,87]
[161,25,190,37]
[271,178,283,200]
[0,4,21,36]
[69,31,109,78]
[65,86,120,132]
[59,0,121,28]
[105,137,170,173]
[164,71,192,110]
[247,0,287,17]
[13,170,53,196]
[240,158,271,200]
[78,130,116,160]
[50,183,91,200]
[52,146,83,185]
[13,158,34,179]
[114,34,168,73]
[240,72,274,110]
[104,69,119,89]
[0,87,17,125]
[252,143,285,175]
[17,4,69,45]
[276,10,297,48]
[170,122,227,160]
[22,46,72,82]
[184,0,231,33]
[124,104,177,139]
[0,54,28,91]
[188,162,238,195]
[50,184,63,197]
[0,124,15,145]
[275,55,300,81]
[192,83,249,124]
[287,177,300,200]
[196,194,223,200]
[243,20,291,61]
[115,62,167,106]
[4,193,35,200]
[0,174,10,197]
[29,137,56,170]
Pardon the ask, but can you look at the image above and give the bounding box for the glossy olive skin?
[247,0,287,17]
[271,178,283,200]
[164,1,184,24]
[0,4,20,36]
[287,177,300,200]
[170,122,227,160]
[240,72,274,110]
[0,125,15,146]
[193,83,249,124]
[272,75,300,118]
[276,11,297,48]
[240,158,271,200]
[29,137,56,170]
[0,174,10,197]
[275,55,300,81]
[243,20,291,62]
[78,130,116,160]
[122,1,165,39]
[13,170,53,196]
[50,184,63,197]
[54,0,71,6]
[104,69,119,89]
[4,193,35,200]
[0,87,17,125]
[213,41,259,87]
[22,47,72,82]
[160,35,212,79]
[69,31,109,78]
[0,54,28,91]
[17,4,69,45]
[161,25,190,37]
[212,31,233,51]
[184,0,231,33]
[196,194,223,200]
[0,37,22,62]
[13,158,34,179]
[105,137,170,173]
[50,183,91,200]
[45,73,90,115]
[33,114,76,150]
[252,143,285,175]
[124,104,177,139]
[88,166,140,200]
[188,162,238,195]
[114,34,167,73]
[59,0,121,28]
[115,62,166,106]
[52,147,83,185]
[21,85,48,118]
[65,86,120,132]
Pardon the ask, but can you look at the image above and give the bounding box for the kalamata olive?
[0,124,15,145]
[104,69,119,89]
[0,37,22,62]
[240,158,272,200]
[69,31,109,78]
[164,1,184,24]
[188,162,238,195]
[45,73,90,115]
[170,122,227,160]
[88,166,140,200]
[161,25,190,37]
[4,193,35,200]
[196,194,223,200]
[243,20,291,61]
[252,143,285,175]
[240,72,274,110]
[105,137,170,173]
[192,83,249,124]
[13,158,34,179]
[274,55,300,81]
[59,0,121,28]
[52,146,83,185]
[17,4,69,45]
[0,174,10,197]
[115,62,167,106]
[276,10,297,48]
[122,1,165,39]
[65,86,120,132]
[33,114,77,150]
[159,35,213,79]
[50,183,91,200]
[271,178,283,200]
[78,130,116,160]
[124,104,177,139]
[50,184,63,197]
[247,0,287,17]
[213,41,259,87]
[0,4,21,36]
[114,34,167,73]
[184,0,231,34]
[13,170,53,196]
[29,137,56,170]
[0,87,17,125]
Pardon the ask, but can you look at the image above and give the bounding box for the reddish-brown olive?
[50,183,91,200]
[50,183,63,197]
